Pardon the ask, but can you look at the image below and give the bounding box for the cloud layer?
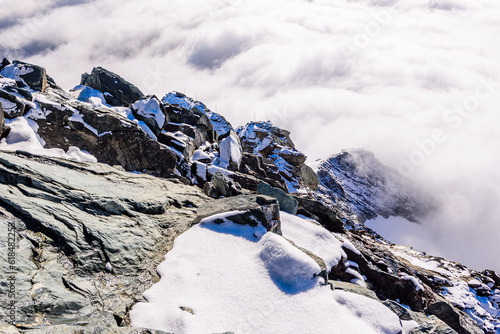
[1,0,500,271]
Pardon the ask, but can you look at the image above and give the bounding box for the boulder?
[278,149,306,167]
[0,60,48,92]
[426,299,483,334]
[29,95,178,178]
[294,196,344,233]
[211,171,243,198]
[194,194,281,234]
[257,182,298,215]
[330,281,379,301]
[0,102,4,138]
[158,131,196,160]
[238,152,288,190]
[218,130,243,171]
[81,67,144,106]
[131,95,168,136]
[382,300,456,334]
[164,121,214,148]
[299,164,319,191]
[0,89,28,118]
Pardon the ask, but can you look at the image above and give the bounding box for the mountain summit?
[1,59,499,334]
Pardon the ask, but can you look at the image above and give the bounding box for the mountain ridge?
[1,58,499,334]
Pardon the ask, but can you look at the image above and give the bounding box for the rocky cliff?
[0,59,499,334]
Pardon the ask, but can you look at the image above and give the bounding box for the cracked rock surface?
[0,151,208,331]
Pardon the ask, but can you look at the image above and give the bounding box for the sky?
[1,0,499,272]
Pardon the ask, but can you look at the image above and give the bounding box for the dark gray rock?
[238,152,287,190]
[315,149,435,225]
[194,194,281,234]
[299,164,319,191]
[0,151,208,329]
[382,300,456,334]
[0,101,4,138]
[0,89,29,118]
[330,281,379,300]
[257,182,298,215]
[211,171,243,198]
[218,130,243,171]
[426,299,483,334]
[158,131,196,161]
[164,121,214,148]
[81,67,144,106]
[131,95,168,136]
[294,196,344,233]
[0,60,48,92]
[29,91,178,178]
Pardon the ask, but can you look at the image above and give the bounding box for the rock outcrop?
[194,194,281,234]
[0,101,5,138]
[80,67,144,107]
[237,121,319,193]
[1,58,498,334]
[314,149,435,228]
[0,151,208,330]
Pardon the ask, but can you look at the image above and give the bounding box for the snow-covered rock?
[314,149,434,227]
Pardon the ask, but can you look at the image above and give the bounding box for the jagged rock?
[315,149,435,224]
[131,95,168,136]
[238,152,287,191]
[330,281,379,300]
[0,57,10,70]
[299,164,319,191]
[0,102,5,138]
[257,182,298,215]
[382,300,456,334]
[294,196,344,233]
[237,121,317,192]
[164,121,214,148]
[210,171,243,198]
[483,269,500,288]
[0,60,48,92]
[81,67,144,106]
[218,130,243,171]
[278,148,306,167]
[163,91,232,137]
[29,91,178,177]
[0,151,208,328]
[426,299,483,334]
[0,89,28,118]
[158,131,196,160]
[194,194,281,234]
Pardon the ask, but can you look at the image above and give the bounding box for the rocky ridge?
[312,149,435,228]
[0,59,499,333]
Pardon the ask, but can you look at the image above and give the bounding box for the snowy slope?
[130,212,403,334]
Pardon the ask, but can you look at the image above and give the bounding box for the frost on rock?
[0,117,97,162]
[259,233,321,293]
[217,130,242,170]
[162,91,233,136]
[131,95,167,136]
[237,121,316,193]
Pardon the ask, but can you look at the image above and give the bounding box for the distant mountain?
[313,149,435,229]
[1,58,498,334]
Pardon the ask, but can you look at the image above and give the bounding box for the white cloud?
[1,0,500,271]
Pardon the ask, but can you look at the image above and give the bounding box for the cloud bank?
[1,0,499,271]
